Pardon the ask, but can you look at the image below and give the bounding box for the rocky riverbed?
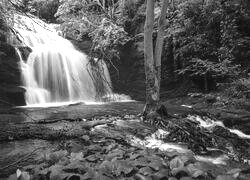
[0,100,250,180]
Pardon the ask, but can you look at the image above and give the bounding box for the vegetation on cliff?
[1,0,250,99]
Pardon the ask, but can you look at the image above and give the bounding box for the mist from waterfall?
[12,14,118,106]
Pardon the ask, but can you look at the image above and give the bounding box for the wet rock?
[17,46,32,61]
[205,94,217,104]
[0,42,25,106]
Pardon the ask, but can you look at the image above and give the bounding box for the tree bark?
[144,0,168,116]
[144,0,158,115]
[154,0,169,99]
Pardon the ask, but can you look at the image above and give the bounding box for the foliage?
[0,1,15,58]
[28,0,60,22]
[162,0,250,90]
[177,58,240,79]
[56,0,131,61]
[0,1,14,40]
[89,18,130,61]
[225,78,250,98]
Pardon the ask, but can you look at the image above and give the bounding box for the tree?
[143,0,169,116]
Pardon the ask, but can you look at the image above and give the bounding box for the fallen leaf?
[171,166,188,176]
[7,174,17,180]
[129,153,143,160]
[226,168,241,178]
[85,154,100,162]
[148,160,163,171]
[45,150,68,164]
[70,152,84,161]
[216,175,236,180]
[112,159,134,176]
[152,169,169,179]
[139,167,154,176]
[134,173,151,180]
[186,163,204,178]
[168,177,178,180]
[63,160,88,174]
[81,135,90,142]
[99,160,114,176]
[16,169,30,180]
[133,157,150,168]
[170,157,184,170]
[67,141,83,153]
[180,177,193,180]
[48,164,67,180]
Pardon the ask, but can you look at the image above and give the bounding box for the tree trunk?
[154,0,169,99]
[144,0,158,115]
[144,0,168,116]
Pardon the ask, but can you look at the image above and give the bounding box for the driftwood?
[0,117,119,142]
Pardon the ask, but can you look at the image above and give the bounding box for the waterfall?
[12,14,116,106]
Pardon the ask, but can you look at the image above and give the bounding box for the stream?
[1,101,250,179]
[0,101,143,177]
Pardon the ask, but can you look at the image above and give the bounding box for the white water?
[187,115,250,139]
[12,14,129,106]
[129,128,229,165]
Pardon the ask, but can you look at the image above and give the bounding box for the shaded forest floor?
[0,97,250,180]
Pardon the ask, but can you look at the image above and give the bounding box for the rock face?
[0,42,26,106]
[110,34,146,101]
[70,36,92,54]
[108,34,183,101]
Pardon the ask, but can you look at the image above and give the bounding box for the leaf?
[148,160,163,171]
[68,141,84,153]
[180,177,193,180]
[168,178,178,180]
[152,169,170,179]
[171,166,188,176]
[134,173,151,180]
[215,175,236,180]
[45,150,68,164]
[63,160,88,174]
[129,153,143,160]
[112,160,134,176]
[99,160,114,175]
[81,135,90,142]
[226,168,241,178]
[48,164,67,180]
[70,152,84,161]
[16,169,30,180]
[85,154,100,162]
[81,167,97,179]
[139,167,154,176]
[133,157,150,168]
[105,149,124,160]
[169,157,184,170]
[186,163,204,178]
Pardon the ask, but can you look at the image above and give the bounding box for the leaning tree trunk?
[144,0,158,115]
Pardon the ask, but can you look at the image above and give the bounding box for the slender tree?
[144,0,169,116]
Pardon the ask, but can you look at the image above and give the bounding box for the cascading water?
[12,14,116,106]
